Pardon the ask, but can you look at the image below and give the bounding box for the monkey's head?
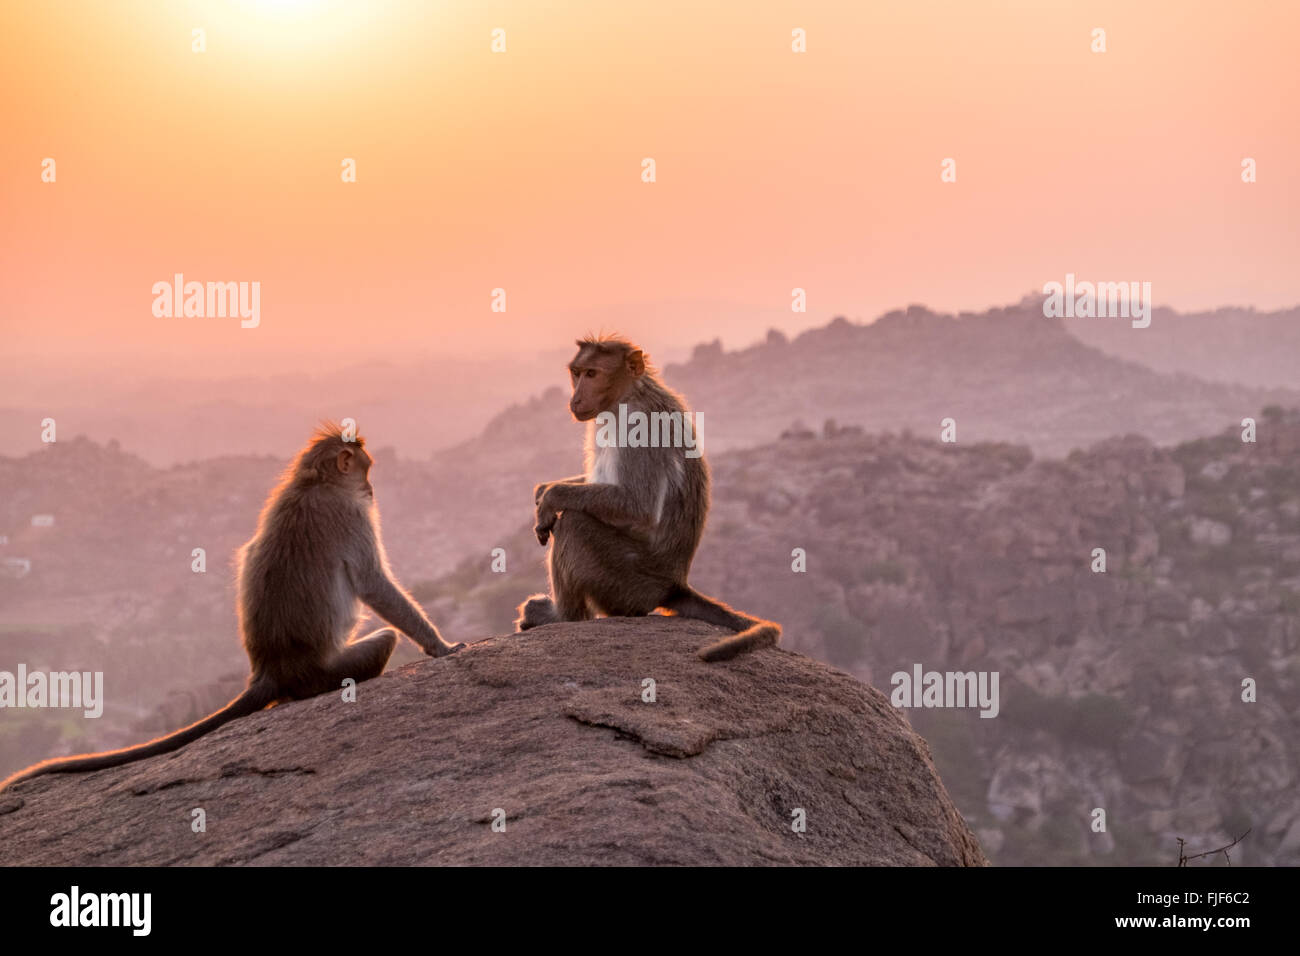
[567,335,648,422]
[294,423,375,497]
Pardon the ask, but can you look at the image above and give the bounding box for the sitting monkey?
[516,335,781,661]
[2,423,462,791]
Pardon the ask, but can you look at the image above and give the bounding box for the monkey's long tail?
[0,678,277,792]
[665,586,782,662]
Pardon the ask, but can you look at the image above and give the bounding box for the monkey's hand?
[429,639,466,658]
[535,494,559,545]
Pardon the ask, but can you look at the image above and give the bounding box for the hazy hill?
[1063,304,1300,391]
[670,303,1297,454]
[0,351,572,466]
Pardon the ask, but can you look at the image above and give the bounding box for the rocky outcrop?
[0,619,986,866]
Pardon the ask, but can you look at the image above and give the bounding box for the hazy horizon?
[4,291,1297,386]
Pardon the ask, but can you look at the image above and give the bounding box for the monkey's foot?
[516,594,558,632]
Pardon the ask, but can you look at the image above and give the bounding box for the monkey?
[514,334,781,662]
[1,424,463,791]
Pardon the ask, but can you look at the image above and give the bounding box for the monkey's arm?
[534,474,587,504]
[536,481,653,540]
[350,559,463,657]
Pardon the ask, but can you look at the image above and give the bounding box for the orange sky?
[1,0,1297,376]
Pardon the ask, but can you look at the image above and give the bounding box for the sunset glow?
[2,0,1296,374]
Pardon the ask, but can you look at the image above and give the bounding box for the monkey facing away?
[1,424,463,791]
[515,334,781,661]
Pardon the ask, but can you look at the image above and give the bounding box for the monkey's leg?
[542,512,597,621]
[321,627,399,687]
[554,511,670,618]
[515,594,562,630]
[516,515,591,631]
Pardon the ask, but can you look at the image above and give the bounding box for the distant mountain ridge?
[665,302,1297,454]
[1063,304,1300,391]
[417,302,1298,570]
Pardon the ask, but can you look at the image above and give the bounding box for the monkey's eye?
[586,369,597,378]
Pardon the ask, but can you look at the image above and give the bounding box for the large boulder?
[0,619,986,866]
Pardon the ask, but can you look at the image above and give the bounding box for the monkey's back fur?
[239,475,380,693]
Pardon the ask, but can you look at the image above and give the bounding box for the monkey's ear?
[626,349,646,377]
[336,448,355,474]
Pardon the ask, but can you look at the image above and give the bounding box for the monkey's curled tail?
[697,620,782,662]
[665,586,782,662]
[0,679,276,792]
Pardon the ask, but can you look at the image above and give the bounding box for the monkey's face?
[567,347,645,421]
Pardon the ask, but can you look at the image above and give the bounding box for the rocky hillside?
[0,619,986,867]
[425,406,1300,866]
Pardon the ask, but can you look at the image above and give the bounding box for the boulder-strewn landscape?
[0,620,986,867]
